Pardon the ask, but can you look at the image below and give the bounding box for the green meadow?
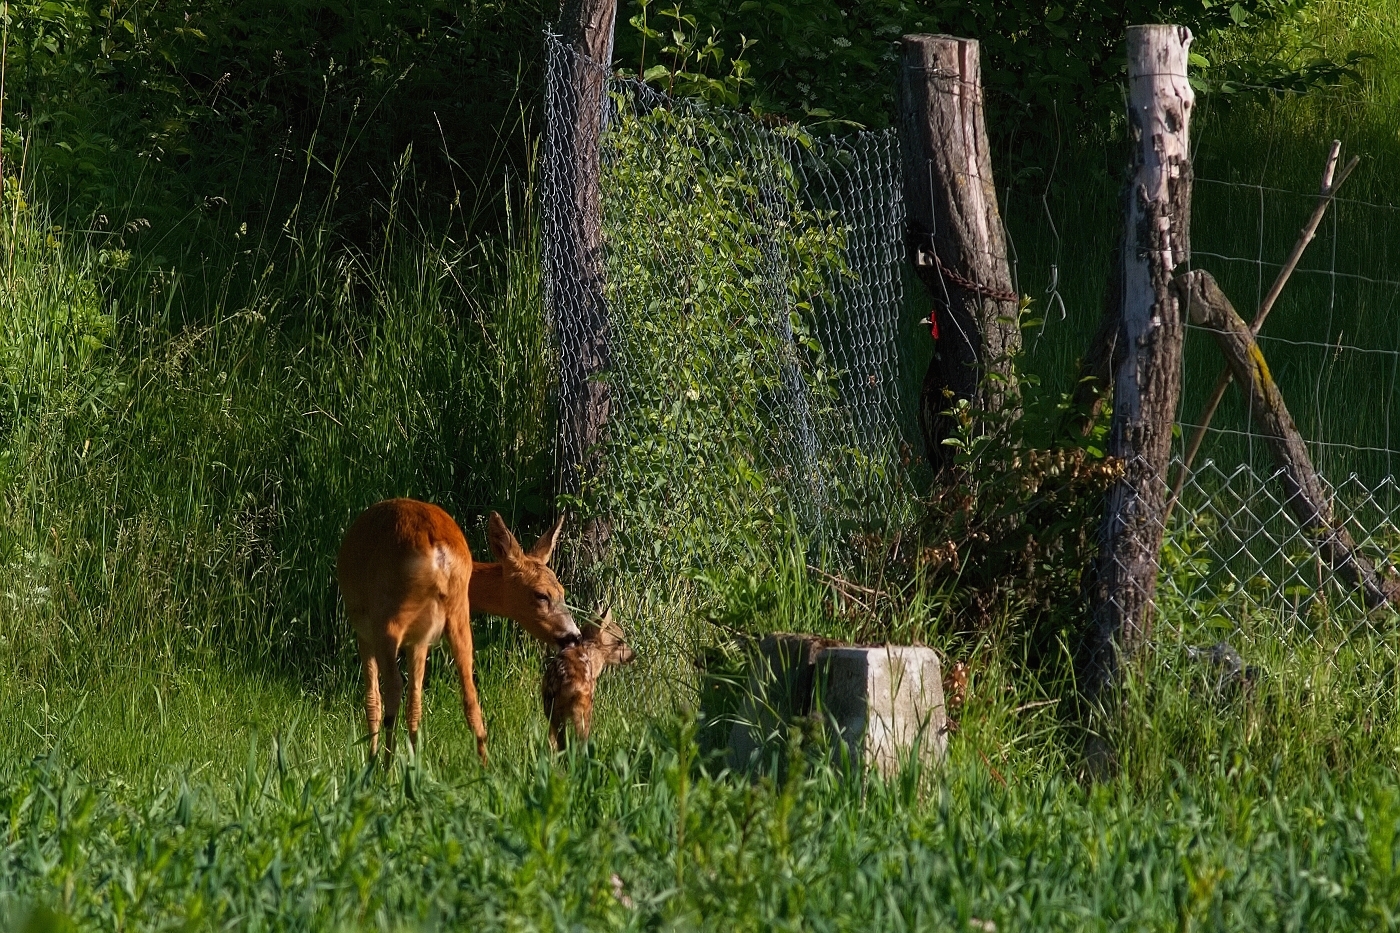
[3,1,1400,928]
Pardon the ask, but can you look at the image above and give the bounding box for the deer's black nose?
[557,631,581,649]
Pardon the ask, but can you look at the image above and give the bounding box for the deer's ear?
[529,513,565,564]
[488,512,523,562]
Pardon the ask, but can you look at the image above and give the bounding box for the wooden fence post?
[898,34,1021,470]
[548,0,618,561]
[1082,25,1195,700]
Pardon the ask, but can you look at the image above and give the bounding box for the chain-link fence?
[1092,453,1400,720]
[541,36,1400,706]
[1152,172,1400,700]
[543,35,919,592]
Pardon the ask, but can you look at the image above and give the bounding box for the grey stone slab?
[816,645,946,775]
[725,637,947,776]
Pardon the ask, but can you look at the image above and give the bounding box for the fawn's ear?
[488,512,524,562]
[579,608,611,644]
[529,513,565,564]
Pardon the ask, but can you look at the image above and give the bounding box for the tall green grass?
[4,719,1400,931]
[0,160,561,694]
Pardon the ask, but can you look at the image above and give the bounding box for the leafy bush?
[910,345,1121,654]
[0,0,549,228]
[572,88,863,581]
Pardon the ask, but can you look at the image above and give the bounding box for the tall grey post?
[1083,25,1195,701]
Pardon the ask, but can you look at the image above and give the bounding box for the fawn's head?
[581,609,636,668]
[488,512,580,647]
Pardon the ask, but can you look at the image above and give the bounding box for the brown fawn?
[541,608,636,750]
[337,498,580,765]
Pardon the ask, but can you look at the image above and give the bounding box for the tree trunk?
[1082,25,1195,700]
[547,0,618,562]
[898,34,1020,471]
[1175,270,1400,610]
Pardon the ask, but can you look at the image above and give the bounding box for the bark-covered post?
[1176,271,1400,610]
[898,35,1021,470]
[548,0,618,560]
[1082,25,1195,700]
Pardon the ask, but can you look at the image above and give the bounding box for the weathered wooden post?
[1082,25,1195,700]
[898,35,1021,470]
[547,0,618,561]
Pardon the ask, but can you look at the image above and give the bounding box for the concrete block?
[816,645,946,775]
[725,635,947,776]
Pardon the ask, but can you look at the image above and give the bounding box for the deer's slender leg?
[356,632,382,757]
[375,638,403,762]
[572,696,593,743]
[405,640,430,753]
[548,712,566,752]
[444,606,488,765]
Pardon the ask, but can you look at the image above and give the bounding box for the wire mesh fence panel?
[543,35,917,598]
[1163,462,1400,619]
[1111,455,1400,722]
[1186,175,1400,484]
[1155,171,1400,704]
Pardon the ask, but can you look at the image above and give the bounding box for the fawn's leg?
[375,639,403,762]
[444,610,488,765]
[357,633,382,757]
[572,694,594,743]
[548,710,566,752]
[405,640,430,753]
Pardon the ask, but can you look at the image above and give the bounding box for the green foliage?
[0,7,1398,930]
[573,91,859,580]
[614,0,1360,141]
[906,341,1120,663]
[0,0,549,229]
[0,170,557,675]
[627,1,758,107]
[5,714,1400,930]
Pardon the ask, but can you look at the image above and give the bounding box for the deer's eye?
[535,591,550,604]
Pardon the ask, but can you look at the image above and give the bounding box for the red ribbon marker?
[919,308,940,341]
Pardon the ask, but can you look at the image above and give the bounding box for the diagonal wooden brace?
[1173,270,1400,611]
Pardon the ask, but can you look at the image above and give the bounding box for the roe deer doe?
[337,499,580,765]
[541,608,636,750]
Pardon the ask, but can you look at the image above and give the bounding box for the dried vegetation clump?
[918,444,1123,631]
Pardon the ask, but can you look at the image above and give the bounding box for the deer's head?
[488,512,580,647]
[582,609,636,668]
